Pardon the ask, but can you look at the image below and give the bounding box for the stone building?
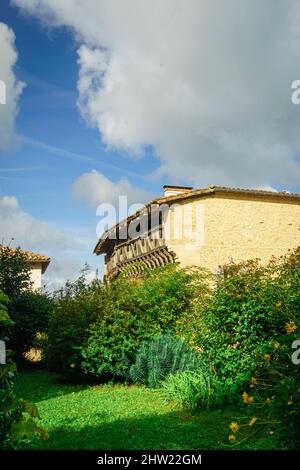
[94,185,300,280]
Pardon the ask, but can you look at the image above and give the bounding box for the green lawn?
[15,371,277,450]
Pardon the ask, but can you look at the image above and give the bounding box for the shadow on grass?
[14,370,88,403]
[20,410,229,450]
[14,371,278,451]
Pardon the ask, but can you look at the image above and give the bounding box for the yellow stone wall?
[165,194,300,272]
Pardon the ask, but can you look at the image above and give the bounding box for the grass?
[14,370,278,450]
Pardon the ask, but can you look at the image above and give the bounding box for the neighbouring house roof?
[94,185,300,255]
[0,246,50,274]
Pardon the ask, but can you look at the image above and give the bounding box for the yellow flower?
[242,391,254,404]
[228,434,236,442]
[70,363,76,369]
[264,353,271,361]
[249,417,257,427]
[276,301,282,308]
[249,377,257,388]
[229,422,239,433]
[287,398,293,406]
[266,395,276,405]
[285,322,297,335]
[272,341,280,349]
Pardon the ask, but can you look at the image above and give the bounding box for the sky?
[0,0,300,289]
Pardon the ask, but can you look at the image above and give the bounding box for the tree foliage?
[81,266,208,380]
[46,273,105,374]
[0,246,53,360]
[0,247,31,297]
[0,290,47,448]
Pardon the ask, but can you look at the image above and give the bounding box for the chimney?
[163,185,193,197]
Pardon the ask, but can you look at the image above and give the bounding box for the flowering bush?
[225,248,300,449]
[192,248,300,400]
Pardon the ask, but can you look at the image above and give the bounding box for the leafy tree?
[0,247,53,361]
[0,247,31,297]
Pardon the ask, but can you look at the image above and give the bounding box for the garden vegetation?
[43,248,300,448]
[1,246,299,449]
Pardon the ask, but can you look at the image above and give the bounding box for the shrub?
[45,272,105,374]
[9,292,53,361]
[0,246,53,361]
[81,306,147,380]
[226,248,300,449]
[0,290,47,448]
[81,266,207,380]
[162,368,220,409]
[193,251,300,394]
[130,334,200,387]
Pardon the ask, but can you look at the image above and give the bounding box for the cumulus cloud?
[0,22,25,150]
[11,0,300,188]
[0,195,68,249]
[0,195,98,289]
[72,170,151,208]
[0,195,67,249]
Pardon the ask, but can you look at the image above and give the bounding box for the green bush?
[9,292,53,361]
[45,272,105,374]
[0,290,46,448]
[0,246,53,361]
[130,334,200,387]
[226,248,300,449]
[193,252,300,394]
[162,368,220,409]
[81,266,206,380]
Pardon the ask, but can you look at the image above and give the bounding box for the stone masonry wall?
[165,194,300,272]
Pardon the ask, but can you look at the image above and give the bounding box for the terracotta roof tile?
[0,246,50,263]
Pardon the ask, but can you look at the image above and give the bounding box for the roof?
[0,246,50,274]
[163,185,193,190]
[154,185,300,205]
[94,185,300,255]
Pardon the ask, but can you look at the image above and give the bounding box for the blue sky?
[0,1,162,287]
[1,0,300,287]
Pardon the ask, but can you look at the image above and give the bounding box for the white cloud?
[11,1,300,188]
[0,195,68,248]
[0,195,99,289]
[0,22,25,150]
[254,185,278,193]
[72,170,151,208]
